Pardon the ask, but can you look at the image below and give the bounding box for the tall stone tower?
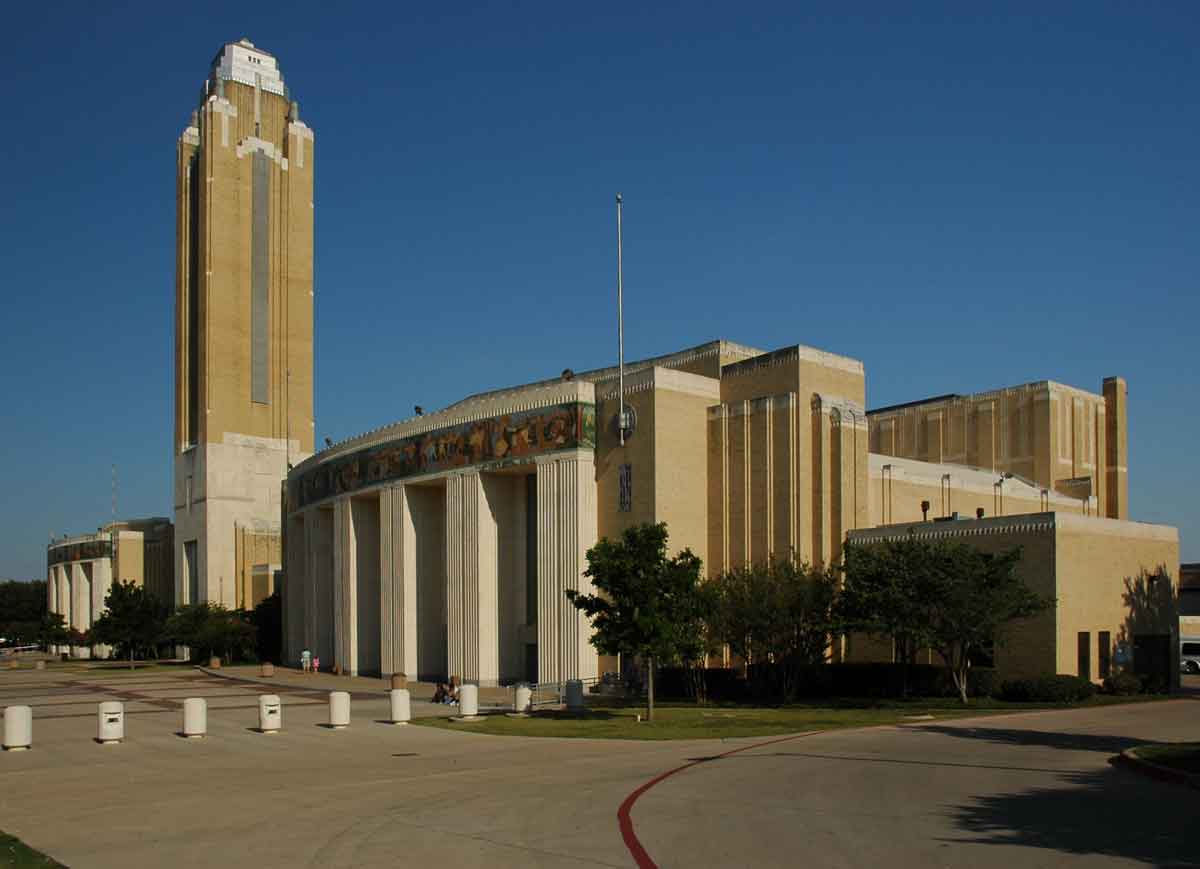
[174,39,314,609]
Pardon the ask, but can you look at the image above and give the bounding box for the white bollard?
[514,684,532,713]
[258,694,282,733]
[182,698,207,738]
[459,684,479,717]
[388,689,411,724]
[3,705,32,751]
[328,691,350,728]
[98,701,124,744]
[565,679,584,713]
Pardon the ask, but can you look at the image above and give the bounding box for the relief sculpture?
[293,401,595,509]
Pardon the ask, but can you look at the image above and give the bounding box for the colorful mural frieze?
[291,401,596,510]
[48,538,112,566]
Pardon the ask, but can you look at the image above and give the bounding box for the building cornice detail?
[722,343,864,378]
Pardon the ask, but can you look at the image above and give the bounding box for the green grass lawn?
[413,693,1165,741]
[0,831,65,868]
[1133,742,1200,775]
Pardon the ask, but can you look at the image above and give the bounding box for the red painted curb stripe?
[617,730,824,869]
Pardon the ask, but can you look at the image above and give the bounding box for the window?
[1182,642,1200,656]
[1078,631,1091,681]
[184,541,199,605]
[1098,631,1111,679]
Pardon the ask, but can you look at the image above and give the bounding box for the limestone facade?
[46,518,174,657]
[868,378,1129,520]
[846,514,1180,685]
[279,329,1173,686]
[174,39,314,610]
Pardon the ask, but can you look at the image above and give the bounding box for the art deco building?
[46,518,174,657]
[280,338,1179,687]
[174,39,314,609]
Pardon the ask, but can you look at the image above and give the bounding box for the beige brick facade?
[174,40,314,609]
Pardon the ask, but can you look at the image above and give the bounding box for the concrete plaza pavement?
[1,667,1197,868]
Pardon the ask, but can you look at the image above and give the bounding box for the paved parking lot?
[2,668,1197,868]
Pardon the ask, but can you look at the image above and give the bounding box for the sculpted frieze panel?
[291,402,595,510]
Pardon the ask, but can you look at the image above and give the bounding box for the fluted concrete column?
[535,452,598,684]
[332,497,357,676]
[57,564,70,626]
[446,471,500,685]
[92,558,112,625]
[46,569,57,618]
[380,484,419,678]
[70,563,90,633]
[284,514,307,666]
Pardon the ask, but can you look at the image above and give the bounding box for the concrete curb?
[1111,747,1200,790]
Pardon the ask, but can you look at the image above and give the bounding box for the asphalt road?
[1,669,1196,868]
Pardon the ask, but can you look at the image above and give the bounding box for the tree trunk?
[647,657,655,723]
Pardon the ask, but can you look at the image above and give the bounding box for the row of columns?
[46,559,113,655]
[285,451,599,686]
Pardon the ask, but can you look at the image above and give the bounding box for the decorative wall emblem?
[619,463,633,513]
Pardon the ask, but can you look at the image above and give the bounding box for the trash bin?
[389,688,411,724]
[460,684,479,717]
[98,701,124,744]
[260,662,275,678]
[514,683,532,713]
[258,694,282,732]
[3,705,32,751]
[328,691,350,728]
[209,656,221,669]
[182,698,206,738]
[565,679,584,712]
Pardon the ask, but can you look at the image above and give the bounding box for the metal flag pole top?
[617,192,625,446]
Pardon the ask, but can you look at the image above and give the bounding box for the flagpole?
[616,192,625,446]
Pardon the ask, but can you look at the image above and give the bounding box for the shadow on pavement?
[913,725,1155,754]
[947,766,1198,867]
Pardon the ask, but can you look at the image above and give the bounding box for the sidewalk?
[197,664,517,706]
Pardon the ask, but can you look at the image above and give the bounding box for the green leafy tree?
[37,612,70,651]
[565,522,705,721]
[840,539,940,697]
[89,581,167,668]
[842,538,1050,703]
[923,543,1049,703]
[708,557,839,702]
[164,603,256,664]
[0,580,48,646]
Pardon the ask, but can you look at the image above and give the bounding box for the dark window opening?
[1078,631,1091,681]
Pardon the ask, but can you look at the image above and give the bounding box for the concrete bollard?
[182,698,207,738]
[390,672,407,691]
[258,695,282,732]
[459,684,479,717]
[260,662,275,678]
[98,701,125,744]
[3,705,32,751]
[565,679,584,713]
[514,683,532,714]
[328,691,351,728]
[388,689,411,724]
[34,660,46,671]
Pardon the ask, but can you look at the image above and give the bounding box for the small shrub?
[1102,672,1142,696]
[1000,674,1096,703]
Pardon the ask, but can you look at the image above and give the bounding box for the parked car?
[1181,639,1200,675]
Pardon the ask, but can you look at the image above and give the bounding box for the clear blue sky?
[1,2,1196,580]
